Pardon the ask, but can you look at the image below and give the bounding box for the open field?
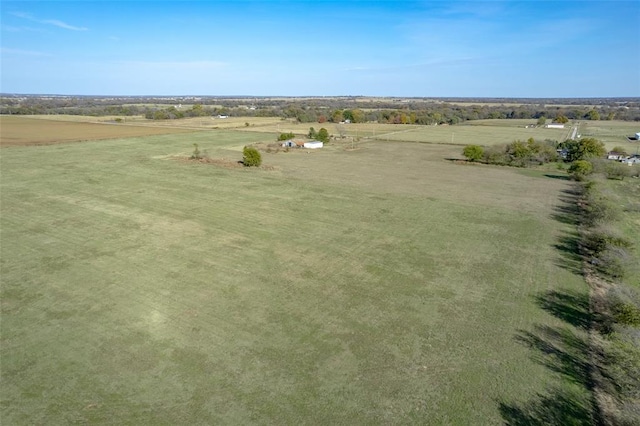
[238,119,571,146]
[578,120,640,151]
[0,116,198,147]
[0,125,592,424]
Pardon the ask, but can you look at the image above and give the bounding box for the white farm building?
[303,141,323,149]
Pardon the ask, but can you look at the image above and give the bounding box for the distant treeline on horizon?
[2,94,639,124]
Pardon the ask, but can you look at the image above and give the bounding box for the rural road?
[570,124,578,140]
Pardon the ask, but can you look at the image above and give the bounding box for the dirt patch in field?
[178,156,244,168]
[0,116,197,147]
[176,156,278,171]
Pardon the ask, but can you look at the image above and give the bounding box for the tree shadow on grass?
[544,173,572,181]
[551,187,582,226]
[536,290,592,330]
[499,325,599,425]
[515,325,591,388]
[499,181,601,425]
[553,230,583,276]
[499,386,593,426]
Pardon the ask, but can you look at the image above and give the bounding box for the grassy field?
[0,116,198,146]
[578,120,640,151]
[239,119,571,146]
[0,124,592,424]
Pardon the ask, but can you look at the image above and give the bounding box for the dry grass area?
[0,116,197,147]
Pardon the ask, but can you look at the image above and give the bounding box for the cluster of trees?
[144,104,217,120]
[462,137,611,171]
[307,127,329,143]
[276,127,330,144]
[463,137,560,167]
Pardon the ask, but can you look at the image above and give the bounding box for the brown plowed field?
[0,116,197,147]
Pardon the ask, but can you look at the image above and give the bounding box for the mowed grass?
[0,116,199,147]
[578,120,640,151]
[238,119,571,146]
[1,129,588,424]
[372,120,570,146]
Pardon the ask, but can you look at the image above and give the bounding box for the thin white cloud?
[2,25,45,33]
[1,47,53,57]
[119,60,229,72]
[10,11,88,31]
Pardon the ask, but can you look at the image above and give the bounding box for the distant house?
[304,141,323,149]
[217,115,228,119]
[546,123,565,129]
[607,151,626,160]
[281,140,304,148]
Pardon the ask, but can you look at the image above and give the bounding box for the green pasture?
[579,120,640,151]
[2,130,590,424]
[239,119,570,146]
[366,122,569,146]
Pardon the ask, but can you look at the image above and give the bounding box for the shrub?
[613,303,640,327]
[581,227,634,255]
[242,146,262,167]
[593,245,632,281]
[605,161,631,180]
[316,128,330,143]
[483,145,509,165]
[462,145,484,162]
[580,194,620,227]
[191,143,202,160]
[568,160,593,181]
[277,132,295,141]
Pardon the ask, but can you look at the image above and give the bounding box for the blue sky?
[1,1,639,97]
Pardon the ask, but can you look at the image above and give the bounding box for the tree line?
[2,95,639,123]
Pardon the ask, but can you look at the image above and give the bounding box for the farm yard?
[0,115,634,424]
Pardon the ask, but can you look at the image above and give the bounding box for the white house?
[545,123,565,129]
[607,151,626,160]
[303,141,323,149]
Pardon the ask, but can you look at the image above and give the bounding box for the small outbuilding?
[303,141,323,149]
[545,123,565,129]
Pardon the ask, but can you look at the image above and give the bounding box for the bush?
[242,146,262,167]
[581,227,634,255]
[580,193,620,227]
[483,145,509,165]
[605,161,631,180]
[277,132,295,141]
[191,143,202,160]
[568,160,593,181]
[316,128,330,143]
[462,145,484,162]
[613,303,640,327]
[593,245,633,281]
